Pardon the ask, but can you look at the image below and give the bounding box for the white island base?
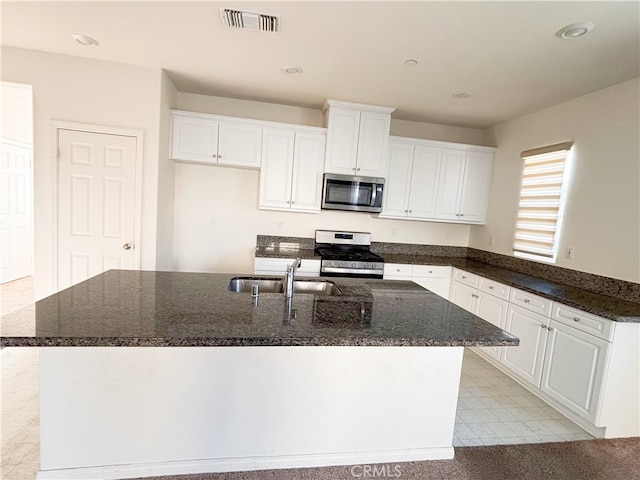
[38,346,464,480]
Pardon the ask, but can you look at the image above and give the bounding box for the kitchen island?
[2,270,518,480]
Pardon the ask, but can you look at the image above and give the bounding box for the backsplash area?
[256,235,640,304]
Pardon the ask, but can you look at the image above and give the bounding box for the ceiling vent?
[220,8,279,33]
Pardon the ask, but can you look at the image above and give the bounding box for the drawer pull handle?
[573,317,581,322]
[524,299,530,303]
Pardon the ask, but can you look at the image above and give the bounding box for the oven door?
[321,173,384,212]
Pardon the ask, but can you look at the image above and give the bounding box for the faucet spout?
[283,258,302,298]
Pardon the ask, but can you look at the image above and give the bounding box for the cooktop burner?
[315,247,384,263]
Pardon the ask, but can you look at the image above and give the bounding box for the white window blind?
[513,142,572,263]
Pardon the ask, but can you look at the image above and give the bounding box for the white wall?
[156,72,178,270]
[390,118,485,146]
[173,94,485,273]
[471,77,640,283]
[1,82,33,144]
[1,47,165,299]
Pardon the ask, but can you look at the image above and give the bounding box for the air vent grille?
[220,8,279,33]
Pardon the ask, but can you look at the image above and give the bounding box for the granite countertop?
[254,246,320,260]
[255,249,640,323]
[0,270,519,348]
[379,255,640,322]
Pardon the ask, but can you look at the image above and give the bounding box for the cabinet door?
[435,149,465,220]
[356,110,391,177]
[448,281,477,313]
[258,129,295,210]
[382,142,413,217]
[413,278,449,299]
[502,304,549,388]
[290,132,325,212]
[407,146,441,219]
[171,114,218,163]
[475,292,509,361]
[541,321,609,423]
[217,122,263,168]
[324,108,360,174]
[458,151,493,223]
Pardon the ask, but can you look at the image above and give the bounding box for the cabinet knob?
[428,270,432,273]
[541,324,547,329]
[405,210,408,213]
[460,213,464,217]
[409,210,412,213]
[396,268,401,272]
[573,317,581,322]
[547,326,553,331]
[489,286,494,289]
[357,168,361,171]
[524,299,530,303]
[352,167,356,171]
[291,201,295,204]
[462,276,467,279]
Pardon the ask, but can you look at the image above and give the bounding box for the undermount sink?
[228,277,342,296]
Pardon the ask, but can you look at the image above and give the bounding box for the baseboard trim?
[36,447,455,480]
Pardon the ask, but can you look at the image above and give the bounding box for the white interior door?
[57,129,139,290]
[0,140,33,283]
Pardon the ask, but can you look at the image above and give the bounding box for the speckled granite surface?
[255,236,640,322]
[0,270,519,348]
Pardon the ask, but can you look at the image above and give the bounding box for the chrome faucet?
[283,258,302,298]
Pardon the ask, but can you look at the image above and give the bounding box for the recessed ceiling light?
[282,66,303,74]
[556,22,595,39]
[72,34,100,46]
[404,59,418,66]
[452,92,471,99]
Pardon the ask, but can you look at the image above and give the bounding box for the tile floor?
[0,277,593,479]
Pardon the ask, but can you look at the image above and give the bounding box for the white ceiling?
[1,1,639,128]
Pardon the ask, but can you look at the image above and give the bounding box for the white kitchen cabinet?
[435,148,493,223]
[254,257,321,277]
[323,100,394,177]
[502,304,550,388]
[540,320,609,424]
[259,128,325,212]
[381,139,441,219]
[411,265,452,299]
[171,111,262,168]
[383,263,451,298]
[449,269,509,361]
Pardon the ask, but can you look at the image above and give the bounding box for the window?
[513,142,573,263]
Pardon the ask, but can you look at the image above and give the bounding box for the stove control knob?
[351,262,356,267]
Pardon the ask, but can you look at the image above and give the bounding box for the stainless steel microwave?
[321,173,384,213]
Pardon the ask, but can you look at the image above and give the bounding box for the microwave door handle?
[370,184,377,207]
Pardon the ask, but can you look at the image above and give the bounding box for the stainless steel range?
[315,230,385,279]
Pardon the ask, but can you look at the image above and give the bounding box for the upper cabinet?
[323,100,395,177]
[259,127,326,213]
[435,149,494,223]
[170,111,262,168]
[381,136,494,225]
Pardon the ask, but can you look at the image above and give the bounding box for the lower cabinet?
[540,320,609,424]
[449,270,509,362]
[383,264,451,299]
[254,257,320,277]
[501,304,550,388]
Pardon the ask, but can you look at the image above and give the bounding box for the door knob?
[122,243,132,250]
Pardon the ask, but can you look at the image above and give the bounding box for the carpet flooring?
[137,438,640,480]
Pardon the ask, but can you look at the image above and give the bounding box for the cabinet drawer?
[452,269,478,287]
[412,265,450,278]
[478,277,511,300]
[510,288,552,317]
[551,303,614,342]
[384,263,413,278]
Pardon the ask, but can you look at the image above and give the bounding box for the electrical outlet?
[391,227,397,237]
[489,236,496,246]
[566,246,575,260]
[209,216,216,225]
[277,221,284,230]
